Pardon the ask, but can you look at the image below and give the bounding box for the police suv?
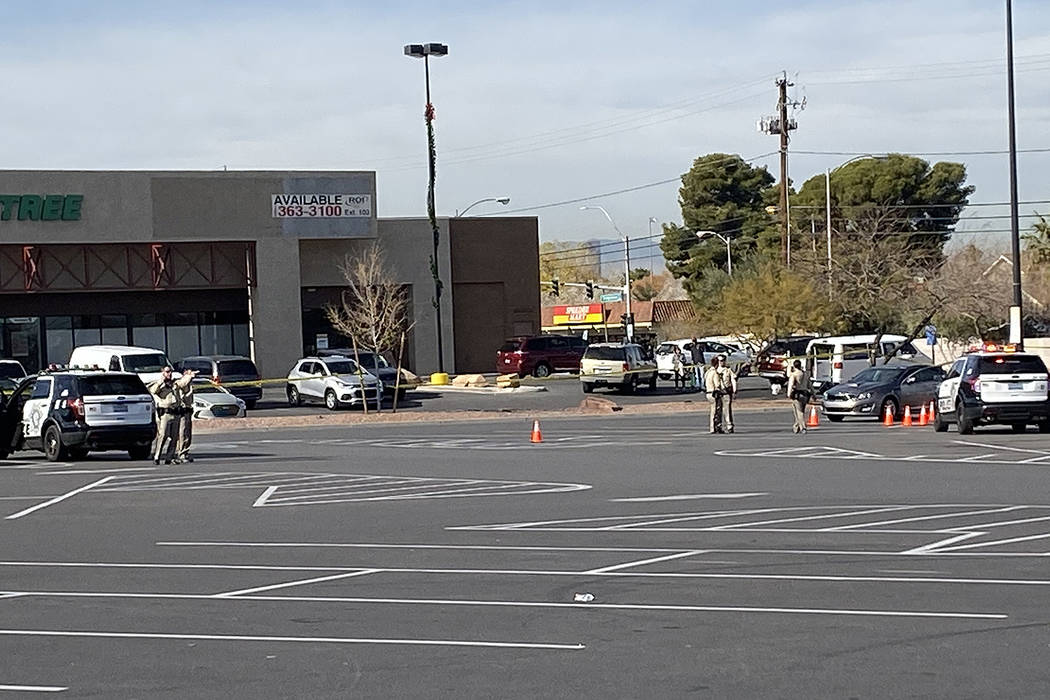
[933,345,1050,434]
[0,368,156,461]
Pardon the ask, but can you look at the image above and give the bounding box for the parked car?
[317,348,414,400]
[806,334,922,394]
[580,342,658,394]
[69,345,177,385]
[655,339,750,380]
[755,336,818,388]
[286,356,382,410]
[934,348,1050,434]
[0,369,155,461]
[822,363,946,421]
[190,379,246,419]
[176,355,262,409]
[497,335,588,378]
[0,359,27,395]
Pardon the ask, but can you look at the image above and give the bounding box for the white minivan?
[806,334,920,393]
[68,345,177,386]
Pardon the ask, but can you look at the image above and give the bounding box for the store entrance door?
[1,317,41,373]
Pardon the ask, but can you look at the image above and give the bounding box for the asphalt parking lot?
[2,410,1050,697]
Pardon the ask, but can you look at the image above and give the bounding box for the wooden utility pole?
[759,73,800,266]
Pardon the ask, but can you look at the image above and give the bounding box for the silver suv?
[286,356,382,410]
[934,349,1050,434]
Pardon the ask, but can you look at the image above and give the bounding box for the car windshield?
[848,367,907,384]
[78,375,148,396]
[585,346,627,361]
[0,363,25,379]
[354,353,389,370]
[655,343,679,355]
[217,360,257,376]
[978,356,1047,374]
[123,353,170,372]
[193,384,226,395]
[499,340,523,352]
[324,360,359,375]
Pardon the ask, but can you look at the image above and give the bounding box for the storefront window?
[100,315,128,345]
[166,312,200,363]
[130,314,165,350]
[73,315,101,347]
[45,317,74,367]
[232,324,250,356]
[2,317,41,373]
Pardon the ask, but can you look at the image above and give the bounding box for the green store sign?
[0,194,83,221]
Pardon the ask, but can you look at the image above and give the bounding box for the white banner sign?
[272,193,372,218]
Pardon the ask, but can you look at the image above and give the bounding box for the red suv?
[497,335,588,378]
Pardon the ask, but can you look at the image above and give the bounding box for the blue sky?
[3,1,1049,254]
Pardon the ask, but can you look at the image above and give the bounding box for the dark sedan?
[822,363,946,422]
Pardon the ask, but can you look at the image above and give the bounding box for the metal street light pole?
[648,216,657,274]
[454,197,510,217]
[404,42,449,372]
[580,205,632,341]
[1006,0,1024,347]
[696,230,731,276]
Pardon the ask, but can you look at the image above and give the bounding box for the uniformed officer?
[173,369,199,464]
[716,355,738,433]
[149,366,192,465]
[704,355,725,433]
[786,359,812,434]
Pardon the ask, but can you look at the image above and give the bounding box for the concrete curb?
[193,398,789,435]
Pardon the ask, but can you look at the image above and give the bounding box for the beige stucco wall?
[299,218,454,375]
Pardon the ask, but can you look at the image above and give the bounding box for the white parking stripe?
[583,550,705,574]
[214,570,380,597]
[5,477,113,521]
[0,685,67,692]
[0,629,584,651]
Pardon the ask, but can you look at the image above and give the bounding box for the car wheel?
[532,363,552,378]
[128,445,151,460]
[69,447,89,460]
[956,400,974,435]
[324,389,339,411]
[1038,421,1050,434]
[621,376,636,394]
[1011,422,1027,434]
[287,385,301,407]
[879,397,898,421]
[43,425,67,462]
[245,400,257,410]
[933,410,949,433]
[827,415,845,423]
[581,382,594,394]
[648,373,657,390]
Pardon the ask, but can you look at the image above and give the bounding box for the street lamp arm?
[455,197,511,217]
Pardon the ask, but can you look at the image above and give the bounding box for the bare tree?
[324,243,414,359]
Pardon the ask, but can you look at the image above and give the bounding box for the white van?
[806,334,920,393]
[68,345,177,386]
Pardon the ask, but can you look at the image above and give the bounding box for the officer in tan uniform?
[174,370,199,464]
[704,355,725,433]
[149,366,193,465]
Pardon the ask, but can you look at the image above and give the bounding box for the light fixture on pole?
[695,230,732,276]
[580,205,632,341]
[454,197,510,217]
[648,216,658,274]
[403,41,449,372]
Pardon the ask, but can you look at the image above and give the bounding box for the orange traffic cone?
[807,406,819,427]
[902,405,913,427]
[928,400,936,422]
[918,404,928,426]
[530,419,543,443]
[883,404,894,427]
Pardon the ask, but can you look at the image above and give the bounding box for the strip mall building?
[0,170,539,377]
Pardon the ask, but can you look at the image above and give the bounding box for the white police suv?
[933,345,1050,434]
[0,368,156,461]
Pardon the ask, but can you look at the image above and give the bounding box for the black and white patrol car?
[0,369,156,461]
[933,346,1050,434]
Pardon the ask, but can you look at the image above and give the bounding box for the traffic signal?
[549,278,560,296]
[585,280,594,299]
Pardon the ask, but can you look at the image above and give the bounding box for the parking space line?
[827,506,1024,531]
[5,477,113,521]
[610,493,767,502]
[0,685,68,692]
[214,569,381,598]
[0,629,584,651]
[583,550,705,574]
